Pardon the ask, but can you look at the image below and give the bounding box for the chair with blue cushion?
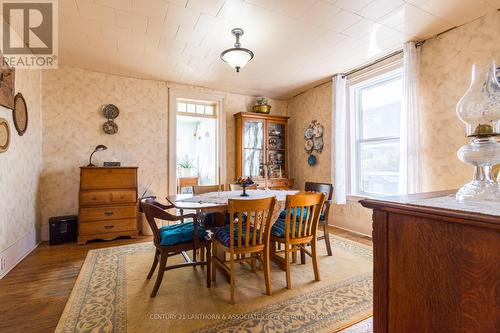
[212,197,277,304]
[140,198,212,297]
[305,182,334,256]
[270,192,326,289]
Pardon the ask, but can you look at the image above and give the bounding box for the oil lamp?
[455,62,500,201]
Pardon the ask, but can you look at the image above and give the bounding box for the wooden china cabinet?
[234,112,294,189]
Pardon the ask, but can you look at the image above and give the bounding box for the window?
[349,68,404,196]
[177,99,217,118]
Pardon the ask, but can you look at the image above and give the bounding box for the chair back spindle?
[284,192,326,241]
[227,197,276,251]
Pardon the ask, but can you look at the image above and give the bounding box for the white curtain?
[401,42,422,194]
[332,74,348,204]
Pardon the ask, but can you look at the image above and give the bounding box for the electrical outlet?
[0,257,5,272]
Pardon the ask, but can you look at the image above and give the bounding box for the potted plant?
[177,155,194,177]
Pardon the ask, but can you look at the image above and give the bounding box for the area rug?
[56,236,372,333]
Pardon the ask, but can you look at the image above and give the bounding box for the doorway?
[168,91,226,194]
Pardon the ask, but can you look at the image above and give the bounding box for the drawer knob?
[104,211,114,216]
[104,225,114,229]
[92,197,97,200]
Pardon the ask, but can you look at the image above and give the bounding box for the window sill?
[347,193,395,203]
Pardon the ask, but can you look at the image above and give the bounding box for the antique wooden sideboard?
[360,191,499,333]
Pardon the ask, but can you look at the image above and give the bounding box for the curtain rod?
[341,40,425,77]
[293,41,425,98]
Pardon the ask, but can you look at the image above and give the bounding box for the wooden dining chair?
[212,197,277,304]
[270,192,326,289]
[304,182,334,256]
[140,198,212,297]
[192,184,225,195]
[229,183,258,191]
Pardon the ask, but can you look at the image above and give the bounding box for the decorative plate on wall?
[102,104,119,119]
[304,119,324,154]
[103,120,118,135]
[0,67,15,110]
[13,93,28,135]
[0,118,10,153]
[308,154,317,166]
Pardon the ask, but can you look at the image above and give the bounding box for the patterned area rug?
[56,236,372,333]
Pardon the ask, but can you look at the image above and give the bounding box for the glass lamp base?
[456,137,500,202]
[456,181,500,202]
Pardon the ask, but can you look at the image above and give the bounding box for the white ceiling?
[59,0,500,99]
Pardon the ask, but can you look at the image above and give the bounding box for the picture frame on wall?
[0,66,15,109]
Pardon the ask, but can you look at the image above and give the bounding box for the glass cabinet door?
[267,121,286,178]
[243,119,264,177]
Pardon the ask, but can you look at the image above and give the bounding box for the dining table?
[166,189,299,278]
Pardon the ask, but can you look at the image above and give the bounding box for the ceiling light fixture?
[220,28,254,73]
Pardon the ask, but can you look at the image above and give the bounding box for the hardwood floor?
[0,227,372,333]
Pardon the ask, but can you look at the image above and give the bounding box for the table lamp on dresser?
[87,144,108,167]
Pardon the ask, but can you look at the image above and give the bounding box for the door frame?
[168,88,226,195]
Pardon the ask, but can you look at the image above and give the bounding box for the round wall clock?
[13,93,28,136]
[0,118,10,153]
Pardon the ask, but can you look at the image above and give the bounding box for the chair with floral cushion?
[140,198,212,297]
[211,197,277,304]
[270,192,326,289]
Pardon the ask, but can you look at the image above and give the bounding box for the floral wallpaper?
[41,66,169,239]
[419,10,500,191]
[287,82,373,236]
[0,69,42,252]
[286,11,500,236]
[40,66,286,240]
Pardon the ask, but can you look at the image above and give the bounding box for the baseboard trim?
[0,228,40,279]
[330,224,372,238]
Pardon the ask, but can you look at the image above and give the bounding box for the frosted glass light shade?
[221,48,254,72]
[456,62,500,137]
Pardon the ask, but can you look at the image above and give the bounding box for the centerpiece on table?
[236,176,254,197]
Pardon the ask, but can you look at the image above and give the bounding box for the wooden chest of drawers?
[78,167,138,245]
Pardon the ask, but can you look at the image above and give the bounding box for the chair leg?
[193,247,197,262]
[229,255,235,304]
[201,247,205,263]
[284,243,291,289]
[323,221,332,256]
[251,254,257,273]
[300,247,306,264]
[206,244,211,288]
[151,253,168,297]
[211,242,217,282]
[292,248,297,263]
[147,250,159,279]
[311,239,320,281]
[263,249,272,296]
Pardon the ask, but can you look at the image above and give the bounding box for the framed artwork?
[0,67,15,109]
[13,93,28,135]
[0,118,10,153]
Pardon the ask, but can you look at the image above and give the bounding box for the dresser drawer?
[110,190,136,204]
[79,219,136,236]
[79,205,137,222]
[81,168,137,190]
[80,191,111,205]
